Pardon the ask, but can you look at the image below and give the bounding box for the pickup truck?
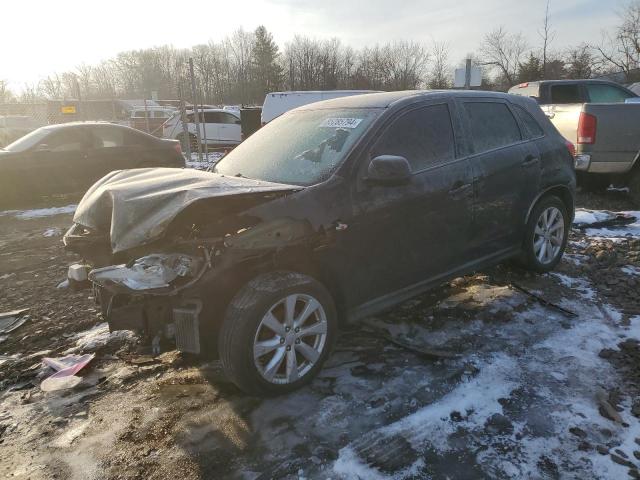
[508,79,640,200]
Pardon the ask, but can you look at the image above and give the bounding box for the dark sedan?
[0,122,184,207]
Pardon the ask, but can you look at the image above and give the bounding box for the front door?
[345,101,474,306]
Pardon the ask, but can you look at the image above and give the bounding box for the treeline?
[2,1,640,105]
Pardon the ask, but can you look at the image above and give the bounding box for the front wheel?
[521,195,569,273]
[219,272,337,396]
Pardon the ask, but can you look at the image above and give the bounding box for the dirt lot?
[1,191,640,479]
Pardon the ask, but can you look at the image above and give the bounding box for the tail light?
[173,142,182,155]
[565,139,576,157]
[577,112,597,144]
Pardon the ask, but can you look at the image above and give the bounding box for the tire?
[219,271,337,396]
[521,195,570,273]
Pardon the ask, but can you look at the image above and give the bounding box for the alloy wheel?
[533,206,565,265]
[253,294,328,385]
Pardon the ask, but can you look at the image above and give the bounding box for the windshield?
[214,108,381,186]
[4,127,52,152]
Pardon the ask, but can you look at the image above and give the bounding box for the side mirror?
[365,155,411,186]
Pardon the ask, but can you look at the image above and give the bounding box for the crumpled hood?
[72,168,299,253]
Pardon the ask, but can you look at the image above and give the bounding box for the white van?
[163,109,241,149]
[261,90,380,124]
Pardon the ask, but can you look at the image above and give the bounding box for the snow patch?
[65,323,134,353]
[0,204,76,220]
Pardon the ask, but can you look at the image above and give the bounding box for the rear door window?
[47,129,89,152]
[550,84,582,104]
[463,102,522,153]
[92,127,125,148]
[371,103,455,172]
[585,84,634,103]
[219,113,240,124]
[204,112,223,123]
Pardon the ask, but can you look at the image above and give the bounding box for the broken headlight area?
[89,253,204,294]
[92,252,210,355]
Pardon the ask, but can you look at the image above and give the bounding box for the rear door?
[85,126,149,186]
[31,127,92,195]
[347,100,474,304]
[216,112,242,144]
[458,98,541,257]
[196,111,217,144]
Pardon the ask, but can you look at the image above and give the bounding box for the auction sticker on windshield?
[319,118,363,128]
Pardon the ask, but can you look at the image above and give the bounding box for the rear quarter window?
[463,102,522,153]
[512,105,544,138]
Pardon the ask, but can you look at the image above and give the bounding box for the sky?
[0,0,623,92]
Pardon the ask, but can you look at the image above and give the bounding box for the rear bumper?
[576,148,635,174]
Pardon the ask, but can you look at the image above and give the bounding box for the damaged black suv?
[64,91,576,396]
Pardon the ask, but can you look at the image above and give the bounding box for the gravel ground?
[1,189,640,479]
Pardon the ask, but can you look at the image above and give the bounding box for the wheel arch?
[197,248,347,344]
[524,185,574,225]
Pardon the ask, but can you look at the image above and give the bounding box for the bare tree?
[427,41,452,89]
[479,27,529,87]
[0,80,15,103]
[539,0,556,78]
[595,1,640,75]
[564,43,599,78]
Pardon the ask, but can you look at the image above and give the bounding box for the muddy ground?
[1,190,640,479]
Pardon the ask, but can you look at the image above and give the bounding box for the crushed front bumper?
[91,251,212,355]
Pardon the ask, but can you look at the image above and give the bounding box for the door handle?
[448,182,472,197]
[521,155,539,167]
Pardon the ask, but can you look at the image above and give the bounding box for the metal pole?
[188,58,203,162]
[144,98,150,133]
[178,84,191,159]
[200,89,209,160]
[464,58,472,90]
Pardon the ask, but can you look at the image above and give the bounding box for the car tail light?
[174,142,182,155]
[565,139,576,157]
[577,112,597,144]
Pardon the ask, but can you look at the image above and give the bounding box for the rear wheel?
[219,272,337,396]
[521,195,569,273]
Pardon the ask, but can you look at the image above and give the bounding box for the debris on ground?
[40,353,95,392]
[0,308,30,334]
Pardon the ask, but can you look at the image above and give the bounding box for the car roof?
[514,79,623,87]
[295,89,515,110]
[39,122,155,136]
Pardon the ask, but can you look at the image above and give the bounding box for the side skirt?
[345,246,520,323]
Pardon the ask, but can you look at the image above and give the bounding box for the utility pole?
[188,58,203,162]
